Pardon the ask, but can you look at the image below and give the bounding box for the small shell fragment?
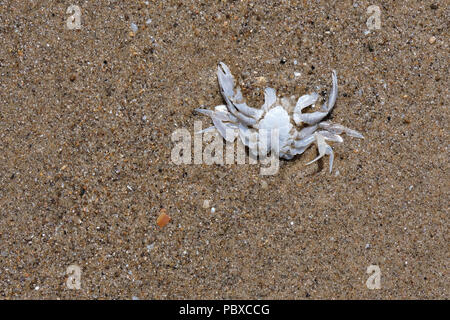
[202,199,211,208]
[157,209,171,228]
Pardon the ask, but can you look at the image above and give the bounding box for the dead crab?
[196,62,364,172]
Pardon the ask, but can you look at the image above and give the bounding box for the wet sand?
[0,1,448,299]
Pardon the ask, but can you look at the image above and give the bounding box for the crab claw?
[217,62,264,126]
[295,70,338,125]
[293,92,319,125]
[217,62,235,102]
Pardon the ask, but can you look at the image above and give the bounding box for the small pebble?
[203,199,210,208]
[428,36,436,44]
[255,76,267,85]
[365,243,371,249]
[157,209,171,228]
[130,23,138,33]
[294,72,301,77]
[146,243,155,252]
[210,207,216,214]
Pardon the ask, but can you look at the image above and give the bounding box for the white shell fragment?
[196,62,364,173]
[130,23,138,33]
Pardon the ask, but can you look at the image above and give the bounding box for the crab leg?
[237,123,260,158]
[294,125,318,139]
[195,126,216,134]
[212,118,239,142]
[217,62,263,126]
[195,106,239,142]
[291,134,316,155]
[286,125,320,156]
[318,121,364,139]
[306,133,335,173]
[296,70,338,125]
[316,130,344,143]
[196,106,235,123]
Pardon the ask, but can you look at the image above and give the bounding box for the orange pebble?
[157,209,171,228]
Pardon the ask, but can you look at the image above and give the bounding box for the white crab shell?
[196,62,363,172]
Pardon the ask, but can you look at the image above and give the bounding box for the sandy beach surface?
[0,0,448,299]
